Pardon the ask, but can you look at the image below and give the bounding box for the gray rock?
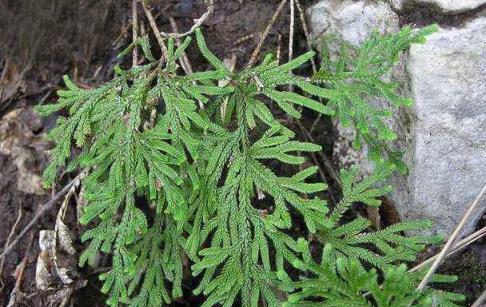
[388,0,486,14]
[395,17,486,235]
[309,0,486,236]
[309,0,399,48]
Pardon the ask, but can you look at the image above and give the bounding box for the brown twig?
[297,120,341,186]
[288,0,295,92]
[6,233,35,307]
[160,0,215,39]
[141,0,168,62]
[288,0,295,65]
[132,0,139,67]
[0,206,23,291]
[409,226,486,273]
[416,183,486,291]
[295,0,316,73]
[169,17,193,75]
[295,120,339,204]
[247,0,289,68]
[0,172,85,260]
[295,0,323,136]
[234,34,255,46]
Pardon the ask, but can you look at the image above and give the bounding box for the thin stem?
[416,183,486,291]
[295,119,338,204]
[297,120,341,186]
[132,0,139,67]
[247,0,288,68]
[295,0,316,73]
[160,0,214,39]
[471,289,486,307]
[288,0,295,92]
[0,206,22,291]
[141,0,168,63]
[0,172,85,260]
[409,226,486,273]
[169,17,193,75]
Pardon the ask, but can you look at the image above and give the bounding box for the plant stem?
[132,0,139,67]
[416,183,486,291]
[247,0,288,68]
[409,226,486,272]
[141,0,168,63]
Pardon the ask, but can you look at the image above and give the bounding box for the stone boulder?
[308,0,486,235]
[396,16,486,235]
[309,0,399,48]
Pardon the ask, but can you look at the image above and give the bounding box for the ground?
[0,0,483,305]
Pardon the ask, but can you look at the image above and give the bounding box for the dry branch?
[132,0,139,66]
[409,226,486,272]
[141,0,168,62]
[416,183,486,291]
[247,0,289,68]
[0,172,85,260]
[159,0,214,39]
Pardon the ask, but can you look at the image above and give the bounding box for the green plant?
[315,25,437,173]
[286,245,463,307]
[36,20,462,306]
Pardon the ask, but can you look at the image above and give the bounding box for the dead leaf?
[0,107,47,194]
[35,188,86,305]
[35,230,56,290]
[55,190,76,255]
[0,59,30,105]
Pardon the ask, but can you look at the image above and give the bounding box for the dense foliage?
[36,24,463,306]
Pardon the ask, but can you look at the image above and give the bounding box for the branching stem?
[160,0,214,39]
[141,0,168,63]
[247,0,288,68]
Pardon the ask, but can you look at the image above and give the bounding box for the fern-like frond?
[315,165,442,270]
[286,244,464,307]
[313,25,438,172]
[36,25,456,307]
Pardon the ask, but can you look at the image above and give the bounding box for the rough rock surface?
[309,0,486,235]
[388,0,486,14]
[396,17,486,235]
[309,0,399,47]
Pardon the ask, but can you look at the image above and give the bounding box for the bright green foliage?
[314,25,439,173]
[186,30,334,307]
[285,244,464,307]
[282,166,463,306]
[36,35,223,305]
[317,165,443,270]
[36,24,460,307]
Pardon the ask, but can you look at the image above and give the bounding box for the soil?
[0,0,483,306]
